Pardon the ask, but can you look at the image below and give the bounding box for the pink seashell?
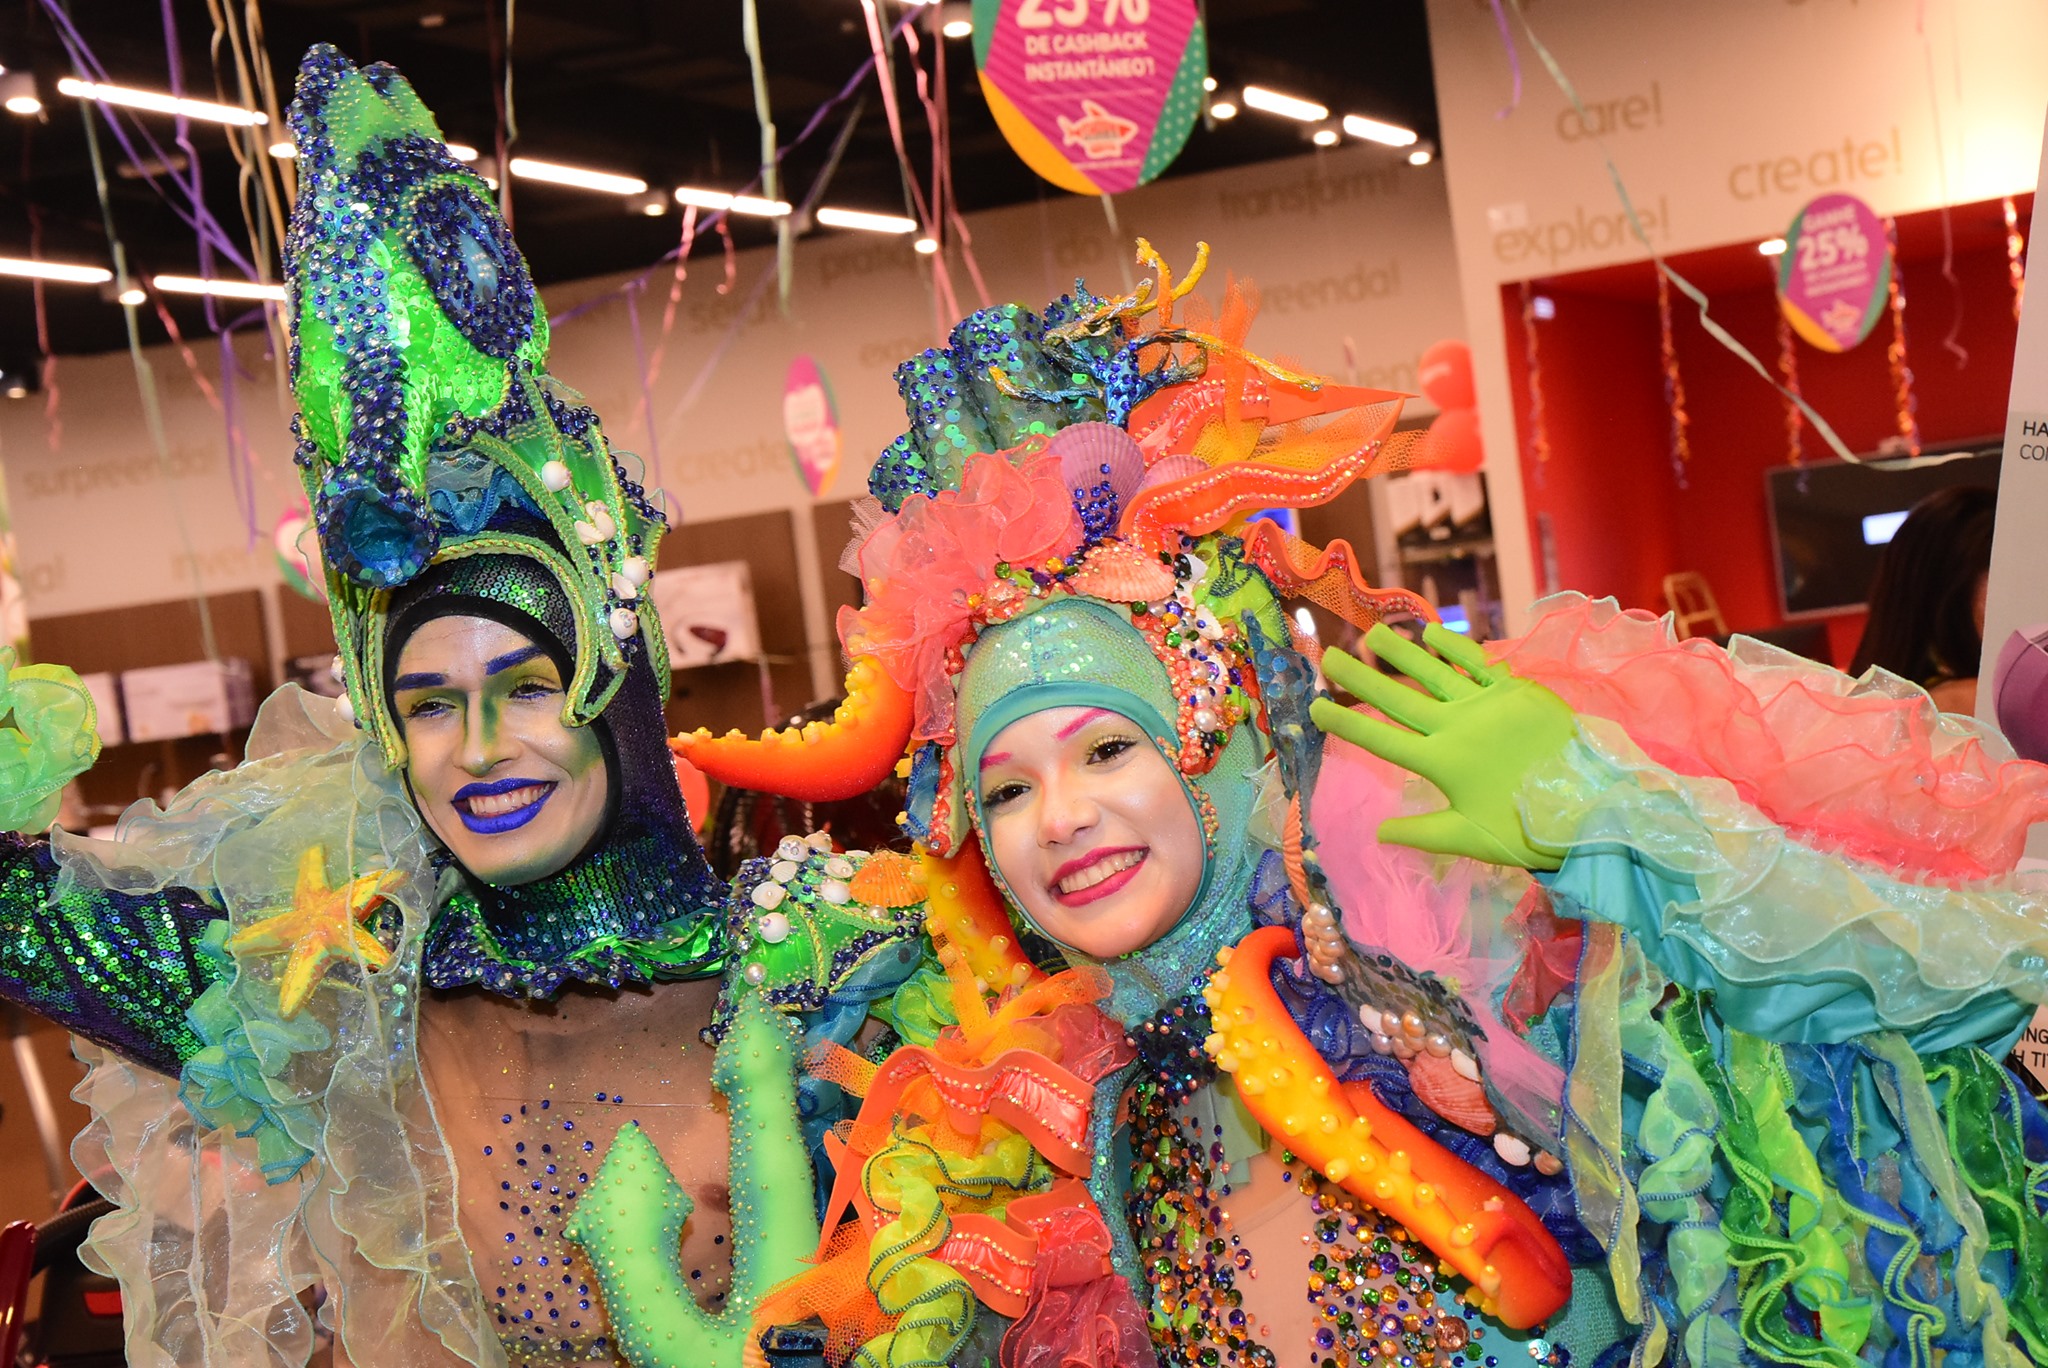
[1048,422,1146,509]
[1064,541,1177,604]
[1133,453,1208,494]
[1406,1052,1497,1137]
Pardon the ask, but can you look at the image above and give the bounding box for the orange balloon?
[1417,339,1476,411]
[1422,405,1485,475]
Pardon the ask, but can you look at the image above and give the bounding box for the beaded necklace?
[1125,991,1279,1368]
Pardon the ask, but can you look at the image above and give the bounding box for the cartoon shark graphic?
[1056,99,1140,161]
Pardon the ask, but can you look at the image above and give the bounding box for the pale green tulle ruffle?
[64,686,504,1367]
[0,649,100,833]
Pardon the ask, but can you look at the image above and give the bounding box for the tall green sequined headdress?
[284,44,666,763]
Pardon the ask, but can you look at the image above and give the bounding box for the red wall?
[1502,196,2028,665]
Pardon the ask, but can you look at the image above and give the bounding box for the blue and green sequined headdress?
[283,45,667,763]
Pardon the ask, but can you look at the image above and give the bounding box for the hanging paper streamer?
[971,0,1207,197]
[1884,215,1922,456]
[1656,269,1691,487]
[1499,4,1861,463]
[272,502,325,603]
[783,355,843,498]
[1518,282,1552,475]
[1775,193,1891,354]
[2005,195,2028,322]
[1776,305,1805,469]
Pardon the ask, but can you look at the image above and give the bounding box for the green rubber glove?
[1308,622,1576,871]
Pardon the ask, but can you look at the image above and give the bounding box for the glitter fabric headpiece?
[284,45,667,763]
[677,241,1435,814]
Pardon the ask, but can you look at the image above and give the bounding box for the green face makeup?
[393,615,610,886]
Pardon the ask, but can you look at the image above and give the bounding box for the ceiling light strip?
[56,77,267,127]
[0,256,113,284]
[152,274,286,301]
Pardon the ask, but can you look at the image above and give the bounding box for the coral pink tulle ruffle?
[1491,593,2048,882]
[842,451,1083,744]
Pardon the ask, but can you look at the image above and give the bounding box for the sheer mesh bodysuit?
[419,976,734,1366]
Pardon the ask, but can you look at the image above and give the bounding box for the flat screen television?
[1766,442,2001,619]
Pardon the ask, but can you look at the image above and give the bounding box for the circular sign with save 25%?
[1776,192,1892,354]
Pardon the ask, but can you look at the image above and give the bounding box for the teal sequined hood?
[956,598,1270,1024]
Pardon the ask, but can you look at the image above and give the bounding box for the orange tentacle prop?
[1203,926,1572,1330]
[1127,376,1413,461]
[922,836,1042,998]
[668,654,913,801]
[1242,520,1436,630]
[1120,442,1383,551]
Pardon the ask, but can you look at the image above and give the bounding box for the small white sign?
[648,562,763,669]
[79,671,124,747]
[120,659,255,742]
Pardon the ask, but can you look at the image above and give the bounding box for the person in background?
[1849,484,1996,713]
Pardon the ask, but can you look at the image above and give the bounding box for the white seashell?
[584,502,616,539]
[776,836,811,862]
[756,912,791,945]
[1451,1048,1480,1081]
[574,520,603,546]
[806,831,835,852]
[818,879,851,905]
[751,881,786,911]
[610,572,640,601]
[770,860,800,883]
[619,555,651,586]
[822,856,856,880]
[608,607,638,639]
[1493,1133,1532,1167]
[335,693,356,725]
[541,460,572,491]
[1357,1004,1384,1035]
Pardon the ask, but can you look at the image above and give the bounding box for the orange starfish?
[226,846,400,1017]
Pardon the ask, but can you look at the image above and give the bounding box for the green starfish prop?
[563,994,819,1366]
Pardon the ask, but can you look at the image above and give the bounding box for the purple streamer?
[35,1,258,279]
[661,259,779,430]
[621,281,666,513]
[1487,0,1524,119]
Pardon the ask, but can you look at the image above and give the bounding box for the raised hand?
[1308,623,1576,870]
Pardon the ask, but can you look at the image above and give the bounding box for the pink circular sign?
[1776,192,1893,354]
[973,0,1208,197]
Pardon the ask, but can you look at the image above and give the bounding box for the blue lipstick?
[452,777,556,834]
